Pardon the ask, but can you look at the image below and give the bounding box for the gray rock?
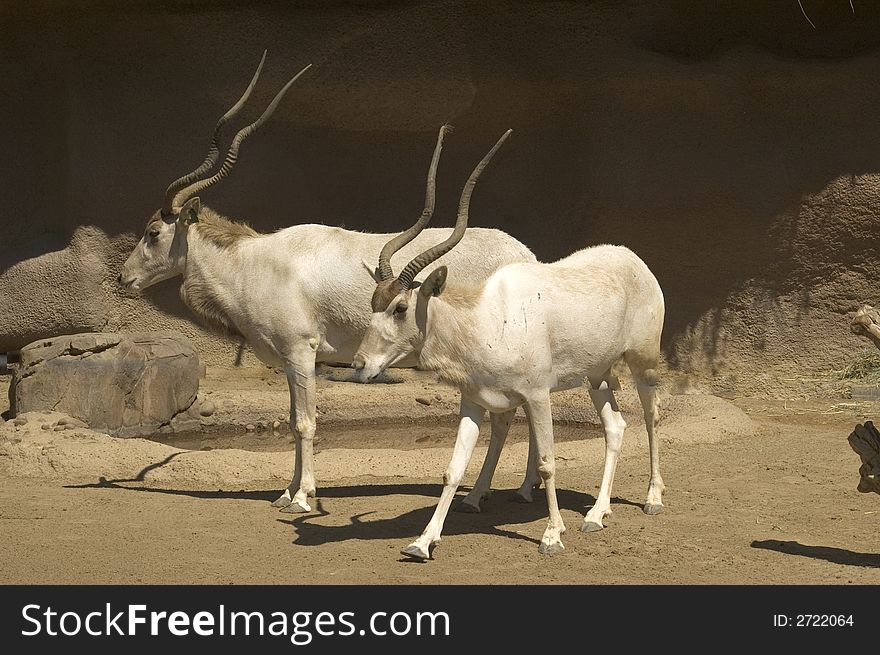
[199,400,216,417]
[10,331,199,437]
[170,398,202,433]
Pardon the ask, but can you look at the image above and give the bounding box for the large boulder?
[10,332,199,437]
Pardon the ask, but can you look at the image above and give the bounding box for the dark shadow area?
[639,0,880,59]
[280,488,641,547]
[64,481,279,502]
[63,472,642,547]
[4,1,880,367]
[751,539,880,568]
[64,479,444,502]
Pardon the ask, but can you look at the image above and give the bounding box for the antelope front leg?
[524,396,565,554]
[273,349,318,513]
[402,399,486,560]
[582,378,627,532]
[457,409,515,513]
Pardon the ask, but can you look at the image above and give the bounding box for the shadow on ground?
[751,539,880,568]
[281,487,642,549]
[65,465,644,549]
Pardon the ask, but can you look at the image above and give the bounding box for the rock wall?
[2,1,879,388]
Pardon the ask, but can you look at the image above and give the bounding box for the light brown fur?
[371,279,407,312]
[195,208,260,247]
[436,283,481,308]
[147,207,259,249]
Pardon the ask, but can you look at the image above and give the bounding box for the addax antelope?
[118,53,540,514]
[353,130,666,559]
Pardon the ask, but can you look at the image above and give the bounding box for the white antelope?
[353,130,666,559]
[118,53,540,514]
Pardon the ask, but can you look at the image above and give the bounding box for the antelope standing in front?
[354,130,666,559]
[118,53,540,514]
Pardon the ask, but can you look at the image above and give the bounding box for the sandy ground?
[1,369,879,584]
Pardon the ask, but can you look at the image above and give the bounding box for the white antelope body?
[354,131,666,558]
[118,55,539,514]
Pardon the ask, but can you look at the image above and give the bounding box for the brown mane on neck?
[440,283,481,308]
[194,207,260,248]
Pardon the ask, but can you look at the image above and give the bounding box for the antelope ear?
[361,259,382,283]
[419,266,447,298]
[180,197,201,225]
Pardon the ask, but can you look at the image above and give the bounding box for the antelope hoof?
[538,540,565,556]
[455,500,482,514]
[401,543,432,561]
[580,521,604,533]
[271,491,292,508]
[643,503,663,516]
[280,499,311,513]
[511,490,533,504]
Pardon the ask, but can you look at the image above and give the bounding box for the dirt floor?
[1,367,880,584]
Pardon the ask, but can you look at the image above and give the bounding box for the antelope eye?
[393,303,408,316]
[148,228,160,240]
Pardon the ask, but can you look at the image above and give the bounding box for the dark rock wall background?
[2,0,879,388]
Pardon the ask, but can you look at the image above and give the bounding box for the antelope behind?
[354,130,666,559]
[118,54,539,516]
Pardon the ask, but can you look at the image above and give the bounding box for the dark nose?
[352,355,365,371]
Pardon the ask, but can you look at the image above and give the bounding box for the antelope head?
[352,127,512,381]
[118,52,311,291]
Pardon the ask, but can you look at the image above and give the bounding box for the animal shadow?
[280,485,640,548]
[751,539,880,568]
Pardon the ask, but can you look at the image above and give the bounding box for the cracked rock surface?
[10,332,199,437]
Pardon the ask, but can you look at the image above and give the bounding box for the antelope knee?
[537,455,555,480]
[639,368,660,388]
[292,415,316,440]
[443,469,464,487]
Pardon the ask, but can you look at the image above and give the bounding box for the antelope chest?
[461,385,523,414]
[245,336,286,369]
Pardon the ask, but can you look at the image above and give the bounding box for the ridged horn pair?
[162,51,312,215]
[376,126,512,288]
